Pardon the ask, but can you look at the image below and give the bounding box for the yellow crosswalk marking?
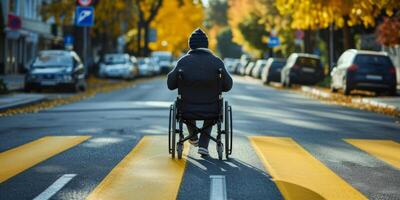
[250,136,367,200]
[86,136,189,200]
[0,136,90,183]
[346,139,400,169]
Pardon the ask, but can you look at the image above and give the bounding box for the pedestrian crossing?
[0,136,90,183]
[86,136,189,200]
[0,135,399,199]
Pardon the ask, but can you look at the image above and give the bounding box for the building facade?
[0,0,57,75]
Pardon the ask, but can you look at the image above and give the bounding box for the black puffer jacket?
[167,48,233,119]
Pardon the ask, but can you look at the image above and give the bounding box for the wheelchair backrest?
[176,68,223,119]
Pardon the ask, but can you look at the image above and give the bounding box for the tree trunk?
[342,16,355,50]
[144,23,150,56]
[137,22,142,56]
[304,29,314,53]
[342,23,350,50]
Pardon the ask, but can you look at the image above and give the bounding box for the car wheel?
[343,78,351,96]
[24,84,32,93]
[389,86,397,96]
[71,81,85,93]
[80,81,87,92]
[286,76,292,88]
[330,83,338,93]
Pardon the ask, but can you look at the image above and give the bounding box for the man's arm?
[167,64,178,90]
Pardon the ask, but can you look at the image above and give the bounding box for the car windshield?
[296,57,320,68]
[104,55,128,64]
[138,59,146,65]
[156,55,170,62]
[354,54,392,68]
[32,52,72,68]
[271,61,286,69]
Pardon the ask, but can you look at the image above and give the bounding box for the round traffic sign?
[78,0,92,6]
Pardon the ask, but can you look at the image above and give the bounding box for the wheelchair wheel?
[177,142,184,159]
[169,103,177,159]
[224,101,232,159]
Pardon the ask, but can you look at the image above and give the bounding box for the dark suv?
[25,50,86,92]
[331,49,397,96]
[281,53,324,87]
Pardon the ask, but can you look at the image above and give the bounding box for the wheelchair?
[168,69,233,160]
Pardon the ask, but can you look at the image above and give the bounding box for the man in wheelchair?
[167,28,233,158]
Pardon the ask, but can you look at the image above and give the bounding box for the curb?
[351,98,397,110]
[301,86,331,98]
[0,95,47,112]
[300,86,399,111]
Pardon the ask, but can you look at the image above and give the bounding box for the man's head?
[189,28,208,49]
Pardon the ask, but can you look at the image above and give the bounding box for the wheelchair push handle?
[178,69,183,79]
[218,68,222,79]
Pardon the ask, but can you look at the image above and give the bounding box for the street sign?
[268,36,280,48]
[77,0,92,6]
[75,6,94,27]
[7,14,21,30]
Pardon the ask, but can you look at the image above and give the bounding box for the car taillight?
[389,66,396,74]
[292,64,300,69]
[347,64,358,72]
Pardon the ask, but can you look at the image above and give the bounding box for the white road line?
[33,174,77,200]
[209,175,227,200]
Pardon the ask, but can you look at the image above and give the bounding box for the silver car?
[99,54,139,79]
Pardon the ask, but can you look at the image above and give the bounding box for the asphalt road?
[0,76,399,200]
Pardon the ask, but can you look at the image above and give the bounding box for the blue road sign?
[268,36,280,48]
[75,6,94,27]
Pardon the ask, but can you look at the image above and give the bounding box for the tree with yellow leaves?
[148,0,205,56]
[275,0,400,49]
[228,0,294,57]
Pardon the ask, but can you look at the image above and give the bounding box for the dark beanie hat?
[189,28,208,49]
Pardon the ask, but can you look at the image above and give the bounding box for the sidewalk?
[301,86,400,113]
[0,75,25,91]
[353,97,400,110]
[0,93,46,111]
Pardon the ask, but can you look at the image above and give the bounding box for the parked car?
[224,58,239,73]
[330,49,397,96]
[251,59,268,78]
[151,51,173,74]
[150,57,161,75]
[281,53,324,87]
[261,58,286,84]
[98,53,139,79]
[232,61,242,74]
[245,62,256,76]
[238,54,251,75]
[138,58,156,77]
[25,50,86,92]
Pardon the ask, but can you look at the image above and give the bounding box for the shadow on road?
[178,156,283,200]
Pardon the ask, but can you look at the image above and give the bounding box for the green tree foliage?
[206,0,228,27]
[216,27,242,58]
[237,14,269,57]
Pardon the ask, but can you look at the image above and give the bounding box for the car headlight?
[64,67,73,73]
